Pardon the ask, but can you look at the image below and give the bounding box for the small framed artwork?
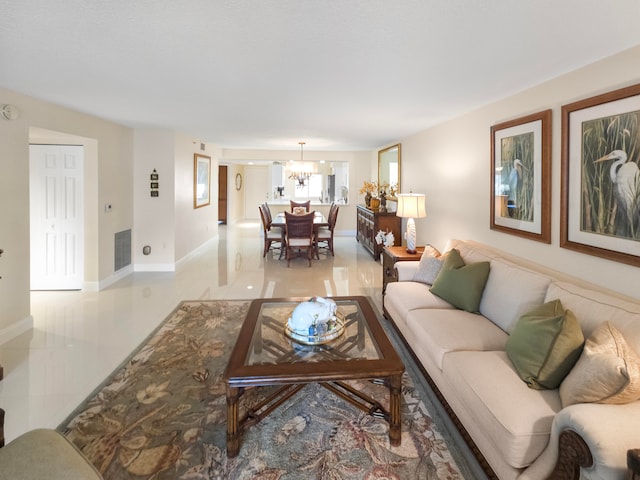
[561,83,640,266]
[150,171,159,181]
[490,109,552,243]
[150,191,159,197]
[150,182,159,189]
[194,153,211,209]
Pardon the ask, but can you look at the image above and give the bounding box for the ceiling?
[1,1,639,152]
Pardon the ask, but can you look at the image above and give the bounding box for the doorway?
[29,144,84,290]
[218,165,228,224]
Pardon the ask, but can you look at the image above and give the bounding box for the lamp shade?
[396,193,426,218]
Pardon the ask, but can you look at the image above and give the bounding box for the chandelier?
[289,141,312,187]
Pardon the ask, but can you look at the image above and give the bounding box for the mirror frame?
[378,143,401,197]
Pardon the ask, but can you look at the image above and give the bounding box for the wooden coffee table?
[223,296,405,457]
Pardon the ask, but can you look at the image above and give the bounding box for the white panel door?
[30,145,84,290]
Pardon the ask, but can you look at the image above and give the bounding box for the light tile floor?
[0,220,384,442]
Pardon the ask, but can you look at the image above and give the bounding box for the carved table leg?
[0,408,5,448]
[226,386,241,457]
[388,374,402,446]
[628,449,640,480]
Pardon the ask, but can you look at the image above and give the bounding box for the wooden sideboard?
[356,204,402,258]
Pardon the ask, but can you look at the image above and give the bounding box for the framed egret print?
[194,153,211,209]
[490,109,552,243]
[561,83,640,266]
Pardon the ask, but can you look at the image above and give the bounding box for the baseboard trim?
[98,265,134,290]
[0,315,34,346]
[133,263,176,272]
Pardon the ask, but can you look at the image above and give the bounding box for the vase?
[370,197,380,210]
[365,192,372,207]
[379,191,387,212]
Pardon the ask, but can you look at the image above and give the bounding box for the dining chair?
[290,200,311,212]
[284,211,315,267]
[262,202,273,225]
[259,204,283,258]
[315,203,339,257]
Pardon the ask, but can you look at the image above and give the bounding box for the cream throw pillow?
[560,321,640,407]
[413,245,443,285]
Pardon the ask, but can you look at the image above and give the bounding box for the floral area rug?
[59,300,473,479]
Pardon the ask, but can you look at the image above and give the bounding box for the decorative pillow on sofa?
[429,249,490,313]
[506,299,584,390]
[560,321,640,407]
[413,245,444,285]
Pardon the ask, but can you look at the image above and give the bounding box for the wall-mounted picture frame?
[194,153,211,209]
[561,83,640,267]
[490,109,552,243]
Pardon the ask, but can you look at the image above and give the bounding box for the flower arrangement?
[359,181,379,197]
[375,230,395,247]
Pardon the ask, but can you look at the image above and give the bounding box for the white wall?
[0,87,134,336]
[133,129,176,270]
[174,132,221,262]
[400,45,640,301]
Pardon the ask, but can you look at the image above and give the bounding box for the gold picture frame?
[490,109,552,243]
[561,83,640,266]
[194,153,211,209]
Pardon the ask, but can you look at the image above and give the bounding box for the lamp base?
[405,217,417,254]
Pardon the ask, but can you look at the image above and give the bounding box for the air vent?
[114,229,132,271]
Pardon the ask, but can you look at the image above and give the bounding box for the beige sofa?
[383,239,640,480]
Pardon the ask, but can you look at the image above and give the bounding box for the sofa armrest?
[522,401,640,480]
[395,261,419,281]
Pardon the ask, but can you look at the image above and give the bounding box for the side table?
[382,246,424,293]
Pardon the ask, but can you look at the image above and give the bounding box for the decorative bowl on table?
[284,297,345,345]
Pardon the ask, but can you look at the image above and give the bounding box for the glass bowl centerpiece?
[285,297,345,345]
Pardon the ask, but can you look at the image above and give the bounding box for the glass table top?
[246,299,382,366]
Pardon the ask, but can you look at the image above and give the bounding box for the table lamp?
[396,192,426,254]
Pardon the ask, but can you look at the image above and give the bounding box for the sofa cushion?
[430,249,490,313]
[560,321,640,407]
[0,429,103,479]
[384,281,455,322]
[506,299,584,389]
[444,239,498,264]
[479,258,552,333]
[443,350,562,468]
[545,282,640,348]
[413,245,444,285]
[405,308,508,370]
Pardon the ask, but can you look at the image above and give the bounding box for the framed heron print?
[561,83,640,266]
[490,109,552,243]
[194,153,211,209]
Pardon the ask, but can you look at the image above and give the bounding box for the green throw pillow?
[506,299,585,390]
[429,249,490,313]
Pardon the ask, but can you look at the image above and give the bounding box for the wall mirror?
[378,144,401,197]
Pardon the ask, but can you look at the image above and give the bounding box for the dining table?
[270,211,328,229]
[270,211,328,260]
